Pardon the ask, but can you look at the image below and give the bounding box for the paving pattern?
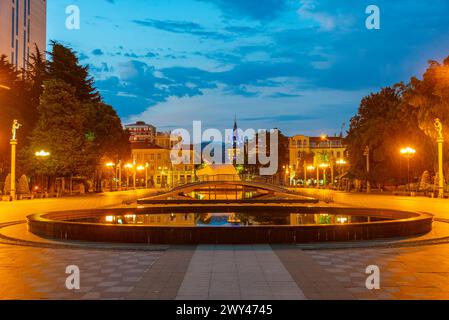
[307,245,449,300]
[176,245,306,300]
[2,241,449,300]
[0,244,162,300]
[2,191,449,300]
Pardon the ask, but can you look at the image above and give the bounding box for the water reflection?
[70,212,390,227]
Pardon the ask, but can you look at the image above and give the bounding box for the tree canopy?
[1,42,130,188]
[346,56,449,187]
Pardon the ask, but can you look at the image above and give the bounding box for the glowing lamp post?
[35,150,50,157]
[105,162,115,191]
[364,146,370,193]
[136,165,145,188]
[117,161,122,191]
[124,163,134,189]
[336,159,347,190]
[400,147,416,193]
[319,163,329,187]
[35,150,50,196]
[145,163,149,188]
[305,165,315,186]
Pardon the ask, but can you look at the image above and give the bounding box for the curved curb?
[0,221,168,252]
[297,220,449,250]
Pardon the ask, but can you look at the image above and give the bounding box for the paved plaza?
[1,191,449,300]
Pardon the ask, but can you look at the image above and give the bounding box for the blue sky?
[47,0,449,136]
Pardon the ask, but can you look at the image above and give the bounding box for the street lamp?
[35,150,50,196]
[145,163,149,188]
[136,165,145,188]
[319,163,329,187]
[124,163,133,189]
[306,165,315,186]
[117,160,122,191]
[321,135,335,186]
[364,146,370,193]
[336,159,347,190]
[400,147,416,193]
[105,162,115,191]
[35,150,50,157]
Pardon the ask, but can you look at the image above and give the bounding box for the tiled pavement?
[307,245,449,300]
[176,245,307,300]
[0,244,162,300]
[127,246,195,300]
[2,190,449,300]
[2,239,449,300]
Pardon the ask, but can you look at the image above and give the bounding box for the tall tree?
[24,46,47,129]
[404,57,449,140]
[47,41,100,102]
[346,86,433,186]
[23,79,93,179]
[403,56,449,180]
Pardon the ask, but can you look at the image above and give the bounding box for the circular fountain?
[27,180,433,244]
[27,205,432,244]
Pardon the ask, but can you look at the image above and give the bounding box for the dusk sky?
[47,0,449,136]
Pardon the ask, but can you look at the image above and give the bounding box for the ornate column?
[10,120,22,201]
[435,118,444,198]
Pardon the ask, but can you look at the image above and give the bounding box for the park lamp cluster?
[105,162,148,171]
[400,147,416,156]
[35,150,50,157]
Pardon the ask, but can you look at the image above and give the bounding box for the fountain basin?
[27,206,433,244]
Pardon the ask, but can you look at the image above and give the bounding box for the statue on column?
[434,118,443,141]
[12,120,22,141]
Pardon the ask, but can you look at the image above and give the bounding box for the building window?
[16,0,19,36]
[11,8,15,48]
[24,0,27,25]
[15,40,18,68]
[23,30,26,68]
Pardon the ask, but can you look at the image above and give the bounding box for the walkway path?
[299,188,449,219]
[1,190,449,299]
[176,245,306,300]
[0,189,156,223]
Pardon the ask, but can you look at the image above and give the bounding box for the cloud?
[124,86,365,136]
[58,0,449,133]
[200,0,290,21]
[92,49,104,56]
[297,0,337,31]
[268,92,303,98]
[133,19,230,40]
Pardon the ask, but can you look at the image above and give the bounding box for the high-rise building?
[0,0,47,70]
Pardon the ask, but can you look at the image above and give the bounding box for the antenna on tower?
[340,123,346,138]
